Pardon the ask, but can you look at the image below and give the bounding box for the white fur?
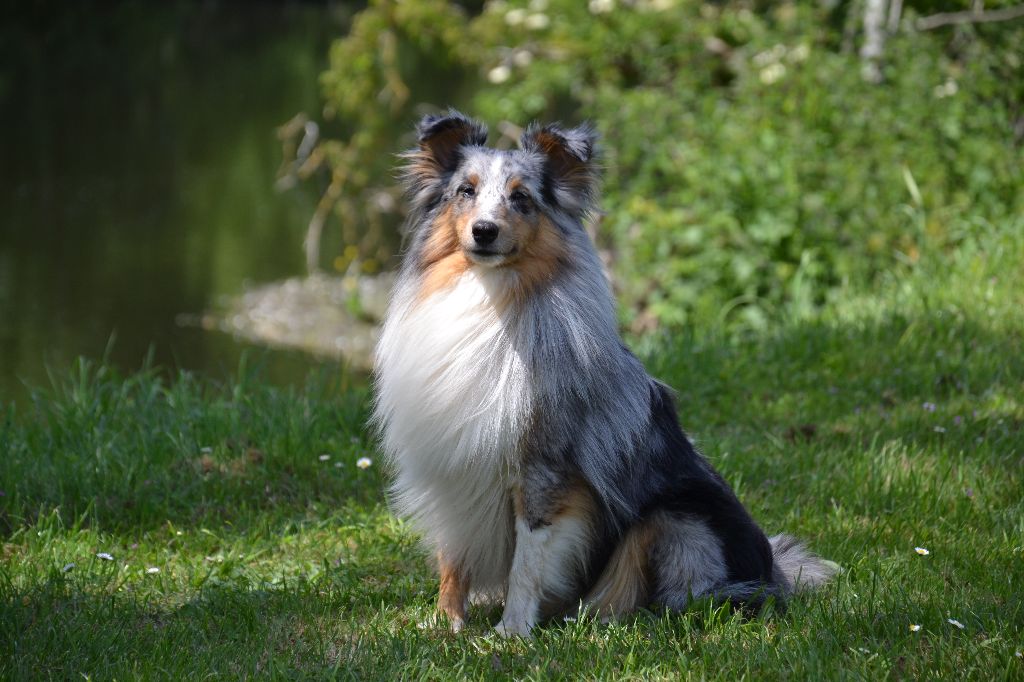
[497,514,593,637]
[373,268,528,589]
[769,534,839,591]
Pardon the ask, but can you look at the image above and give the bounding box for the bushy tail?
[769,534,839,593]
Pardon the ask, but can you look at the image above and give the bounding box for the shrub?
[306,0,1023,331]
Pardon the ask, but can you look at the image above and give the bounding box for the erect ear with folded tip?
[401,110,488,208]
[520,122,599,215]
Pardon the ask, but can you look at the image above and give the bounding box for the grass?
[2,225,1022,679]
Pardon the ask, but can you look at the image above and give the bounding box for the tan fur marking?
[585,522,655,619]
[437,552,470,629]
[512,486,525,518]
[531,131,590,192]
[401,148,446,189]
[505,214,567,301]
[419,204,470,300]
[553,483,596,521]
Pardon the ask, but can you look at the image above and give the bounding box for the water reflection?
[0,4,357,402]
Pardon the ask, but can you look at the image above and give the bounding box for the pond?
[0,4,375,403]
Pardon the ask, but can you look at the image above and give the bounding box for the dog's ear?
[520,122,599,215]
[400,110,488,208]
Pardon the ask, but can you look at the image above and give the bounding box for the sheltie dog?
[373,110,835,636]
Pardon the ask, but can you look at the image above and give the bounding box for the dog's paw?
[418,613,466,634]
[494,619,533,638]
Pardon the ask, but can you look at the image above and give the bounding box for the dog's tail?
[768,534,838,593]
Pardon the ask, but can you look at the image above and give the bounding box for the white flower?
[356,457,373,470]
[488,65,511,84]
[505,8,527,25]
[789,44,810,62]
[934,426,946,433]
[62,563,75,572]
[948,618,965,629]
[318,454,331,462]
[96,552,114,561]
[513,49,533,68]
[334,461,343,468]
[753,44,787,67]
[909,624,921,632]
[915,547,930,556]
[933,79,958,99]
[146,567,160,574]
[1016,650,1022,658]
[525,13,550,30]
[200,446,213,454]
[589,0,614,14]
[759,63,786,85]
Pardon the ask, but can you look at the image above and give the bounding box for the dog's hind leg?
[496,483,596,637]
[437,552,470,632]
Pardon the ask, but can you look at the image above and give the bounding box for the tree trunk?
[860,0,889,83]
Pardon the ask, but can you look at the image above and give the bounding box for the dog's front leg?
[437,552,469,632]
[496,482,594,637]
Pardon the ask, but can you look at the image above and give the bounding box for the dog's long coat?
[373,111,833,635]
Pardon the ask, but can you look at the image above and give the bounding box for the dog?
[373,110,835,636]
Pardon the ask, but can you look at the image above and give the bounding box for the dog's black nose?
[472,220,499,246]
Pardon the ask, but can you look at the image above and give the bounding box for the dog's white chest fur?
[374,269,529,587]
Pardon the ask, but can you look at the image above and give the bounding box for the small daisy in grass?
[146,567,160,574]
[62,563,75,572]
[318,454,331,462]
[96,552,114,561]
[915,547,930,555]
[909,624,921,632]
[356,457,373,469]
[948,618,965,629]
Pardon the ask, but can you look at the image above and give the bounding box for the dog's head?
[401,110,598,286]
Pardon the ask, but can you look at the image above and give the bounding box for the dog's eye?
[510,190,531,211]
[458,184,476,199]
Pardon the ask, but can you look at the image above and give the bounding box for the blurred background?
[1,0,1021,403]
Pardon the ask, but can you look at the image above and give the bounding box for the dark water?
[0,4,359,402]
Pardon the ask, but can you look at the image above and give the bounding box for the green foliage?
[314,0,1023,330]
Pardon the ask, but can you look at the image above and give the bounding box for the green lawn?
[2,226,1022,679]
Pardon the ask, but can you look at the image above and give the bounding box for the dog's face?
[439,149,548,268]
[401,112,597,297]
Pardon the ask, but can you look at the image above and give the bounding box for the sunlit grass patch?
[2,230,1022,678]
